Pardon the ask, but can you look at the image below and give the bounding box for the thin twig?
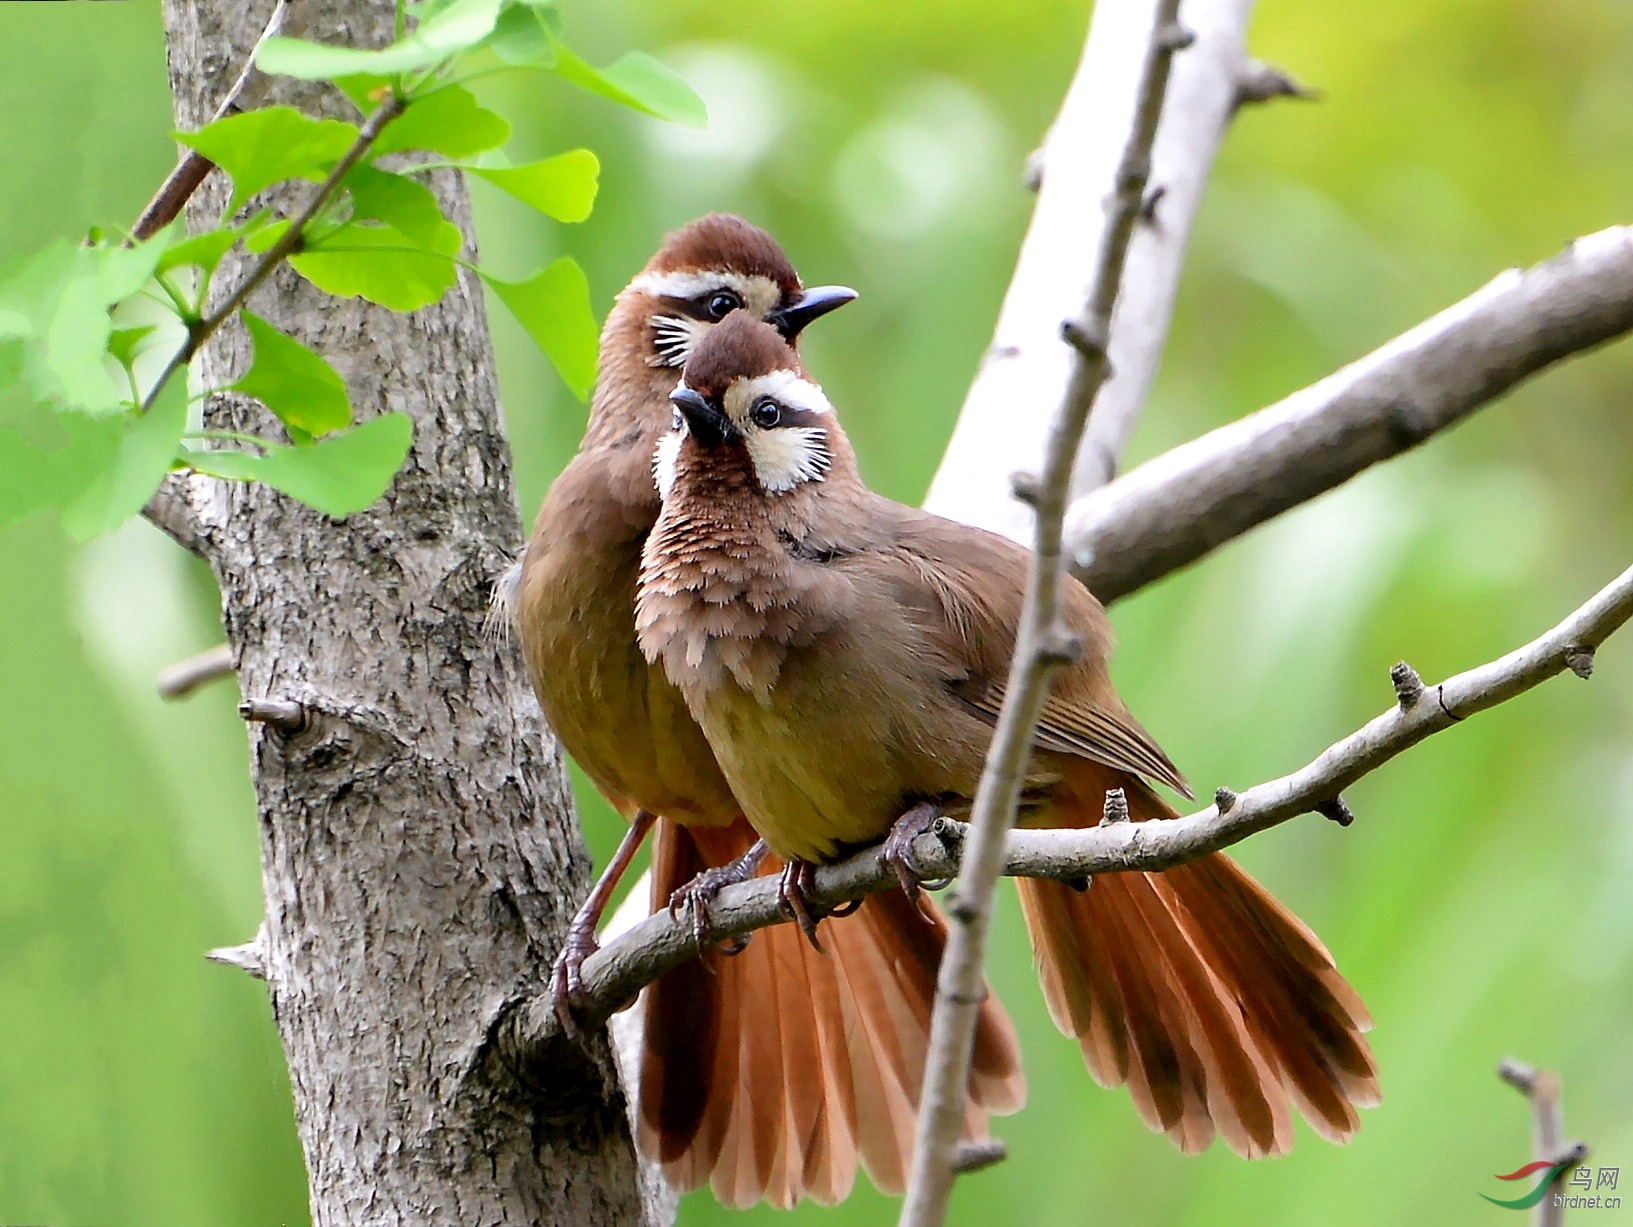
[1068,224,1633,603]
[501,562,1633,1069]
[157,643,236,700]
[897,4,1186,1220]
[141,93,406,415]
[1498,1060,1590,1227]
[130,0,294,242]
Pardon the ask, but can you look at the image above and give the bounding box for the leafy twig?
[140,94,406,415]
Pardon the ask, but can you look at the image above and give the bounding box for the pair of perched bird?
[511,214,1378,1208]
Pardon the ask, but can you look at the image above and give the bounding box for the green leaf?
[179,412,413,517]
[257,0,504,80]
[343,165,450,247]
[484,257,597,399]
[94,236,170,304]
[549,41,706,127]
[177,106,360,212]
[234,312,352,439]
[290,223,460,311]
[336,73,395,115]
[371,85,510,158]
[45,275,120,412]
[0,239,168,416]
[58,377,190,541]
[488,4,556,66]
[158,226,242,278]
[469,149,597,222]
[107,326,158,369]
[0,408,121,531]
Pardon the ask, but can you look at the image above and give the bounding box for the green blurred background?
[3,0,1631,1223]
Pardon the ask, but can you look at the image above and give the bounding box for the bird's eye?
[704,289,743,320]
[749,398,782,429]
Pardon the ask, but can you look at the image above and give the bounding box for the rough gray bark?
[157,2,657,1223]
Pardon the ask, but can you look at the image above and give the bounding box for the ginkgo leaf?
[290,225,460,312]
[370,85,510,158]
[484,257,598,399]
[257,0,503,80]
[176,106,359,212]
[178,412,414,518]
[469,150,598,223]
[549,41,706,127]
[58,378,189,541]
[343,166,451,248]
[234,312,352,439]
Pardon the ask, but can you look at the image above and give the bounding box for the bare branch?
[899,3,1188,1218]
[157,642,235,700]
[129,0,296,242]
[924,0,1261,538]
[1497,1060,1590,1226]
[1068,225,1633,603]
[502,563,1633,1075]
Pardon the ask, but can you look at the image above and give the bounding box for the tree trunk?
[158,2,658,1222]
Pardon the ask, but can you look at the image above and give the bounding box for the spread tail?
[639,818,1025,1207]
[1015,766,1378,1158]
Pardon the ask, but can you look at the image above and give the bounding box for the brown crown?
[681,313,800,402]
[645,214,803,296]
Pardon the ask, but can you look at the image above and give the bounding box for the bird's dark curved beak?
[768,285,858,341]
[670,385,736,447]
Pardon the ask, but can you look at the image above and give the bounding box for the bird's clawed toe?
[880,801,947,917]
[667,839,770,954]
[776,859,826,951]
[549,920,599,1043]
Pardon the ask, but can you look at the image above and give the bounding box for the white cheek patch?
[722,370,833,423]
[653,429,684,499]
[649,314,707,368]
[746,426,832,494]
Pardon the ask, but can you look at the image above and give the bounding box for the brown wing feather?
[885,504,1189,797]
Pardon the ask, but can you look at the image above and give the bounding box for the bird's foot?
[777,858,827,952]
[668,839,770,955]
[880,801,950,915]
[549,914,600,1043]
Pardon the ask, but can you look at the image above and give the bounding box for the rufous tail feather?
[1015,765,1377,1158]
[638,818,1026,1207]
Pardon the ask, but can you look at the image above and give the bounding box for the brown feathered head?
[659,312,845,499]
[622,214,856,369]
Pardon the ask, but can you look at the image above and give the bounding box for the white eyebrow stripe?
[630,270,764,300]
[729,369,833,417]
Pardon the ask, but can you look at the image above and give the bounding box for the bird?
[507,214,1025,1207]
[637,311,1381,1160]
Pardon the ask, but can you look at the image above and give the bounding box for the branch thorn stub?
[1391,660,1425,709]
